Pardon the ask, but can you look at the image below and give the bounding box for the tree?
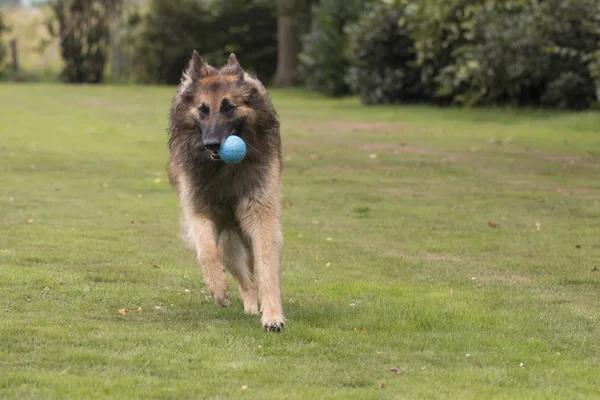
[274,0,308,86]
[47,0,122,83]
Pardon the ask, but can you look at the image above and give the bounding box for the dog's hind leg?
[186,214,230,307]
[219,230,259,315]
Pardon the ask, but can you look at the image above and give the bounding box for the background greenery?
[2,0,600,108]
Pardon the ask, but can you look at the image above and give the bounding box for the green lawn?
[1,83,600,399]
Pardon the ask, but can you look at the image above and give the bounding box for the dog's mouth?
[209,150,221,161]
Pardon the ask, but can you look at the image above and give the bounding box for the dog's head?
[169,51,278,162]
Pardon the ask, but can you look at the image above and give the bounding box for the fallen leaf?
[241,385,248,391]
[326,237,333,241]
[390,368,403,375]
[420,367,426,371]
[549,370,556,375]
[450,289,454,295]
[466,353,471,358]
[137,194,143,199]
[118,308,127,315]
[325,262,331,267]
[376,351,383,354]
[154,178,162,183]
[1,249,8,253]
[478,284,484,288]
[81,168,87,173]
[4,308,11,312]
[8,197,14,202]
[519,363,524,367]
[137,307,143,313]
[369,153,378,159]
[102,183,109,188]
[297,234,303,238]
[311,219,319,224]
[589,315,594,319]
[488,221,500,227]
[471,277,478,280]
[315,257,320,261]
[152,264,162,269]
[360,329,368,334]
[30,164,36,169]
[379,382,385,388]
[535,221,541,231]
[284,156,292,161]
[27,219,34,224]
[21,381,28,388]
[309,154,323,160]
[131,220,142,224]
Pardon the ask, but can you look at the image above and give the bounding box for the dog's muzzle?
[204,141,221,161]
[209,150,221,161]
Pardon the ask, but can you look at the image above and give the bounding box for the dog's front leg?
[187,214,229,307]
[237,202,284,332]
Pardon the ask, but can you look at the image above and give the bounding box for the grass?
[1,83,600,399]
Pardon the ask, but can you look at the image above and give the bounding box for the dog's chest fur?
[183,155,272,226]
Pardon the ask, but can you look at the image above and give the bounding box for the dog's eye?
[221,100,236,113]
[198,104,209,115]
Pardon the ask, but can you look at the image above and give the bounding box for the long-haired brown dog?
[167,51,285,332]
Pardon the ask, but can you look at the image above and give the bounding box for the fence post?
[10,39,20,81]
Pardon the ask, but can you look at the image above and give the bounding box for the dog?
[167,51,285,332]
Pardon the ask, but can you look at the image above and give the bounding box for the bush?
[47,0,121,84]
[346,0,424,104]
[0,12,10,79]
[130,0,277,85]
[298,0,366,96]
[436,0,600,109]
[407,0,484,103]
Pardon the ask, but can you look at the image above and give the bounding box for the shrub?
[0,12,9,79]
[346,0,424,104]
[298,0,367,96]
[407,0,485,103]
[130,0,277,85]
[47,0,122,84]
[436,0,600,109]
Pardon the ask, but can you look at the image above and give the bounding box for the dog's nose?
[204,141,221,151]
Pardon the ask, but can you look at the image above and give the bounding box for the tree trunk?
[274,0,303,86]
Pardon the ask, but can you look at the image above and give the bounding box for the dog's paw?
[262,315,285,332]
[244,304,259,315]
[212,293,230,307]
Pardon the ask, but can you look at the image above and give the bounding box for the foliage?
[406,0,484,103]
[298,0,367,96]
[344,0,600,109]
[0,12,10,78]
[346,0,424,104]
[435,0,600,109]
[129,0,277,85]
[46,0,122,84]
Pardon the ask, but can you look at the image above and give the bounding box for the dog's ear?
[183,50,215,83]
[227,53,244,77]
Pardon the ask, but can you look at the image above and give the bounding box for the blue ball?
[218,135,247,164]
